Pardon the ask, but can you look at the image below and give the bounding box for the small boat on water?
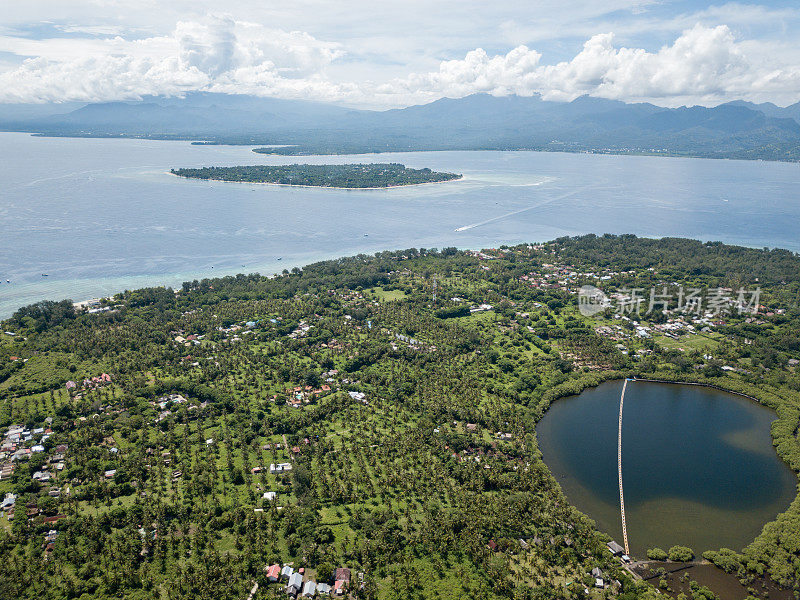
[277,257,282,261]
[41,273,49,277]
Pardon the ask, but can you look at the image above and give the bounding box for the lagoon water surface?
[536,381,797,557]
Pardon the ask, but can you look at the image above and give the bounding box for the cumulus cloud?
[541,25,758,102]
[384,24,800,106]
[0,14,345,103]
[175,16,342,78]
[176,16,239,77]
[381,46,543,99]
[1,18,800,107]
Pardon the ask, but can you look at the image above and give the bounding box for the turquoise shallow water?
[2,132,800,316]
[536,381,798,557]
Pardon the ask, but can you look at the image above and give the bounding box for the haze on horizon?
[1,1,800,110]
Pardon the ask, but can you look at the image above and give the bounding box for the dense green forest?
[1,235,800,600]
[170,164,462,188]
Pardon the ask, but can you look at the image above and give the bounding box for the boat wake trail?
[454,185,600,232]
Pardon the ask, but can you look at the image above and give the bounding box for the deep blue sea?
[2,131,800,317]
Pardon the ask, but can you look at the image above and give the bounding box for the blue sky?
[1,1,799,107]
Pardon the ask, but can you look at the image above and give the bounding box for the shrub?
[647,547,668,560]
[668,545,694,562]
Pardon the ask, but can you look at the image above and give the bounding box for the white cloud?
[176,17,238,77]
[56,24,129,36]
[538,25,754,102]
[0,14,345,103]
[1,16,800,108]
[382,24,800,106]
[380,46,543,100]
[174,16,342,78]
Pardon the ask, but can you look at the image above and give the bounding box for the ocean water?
[2,132,800,317]
[536,381,798,556]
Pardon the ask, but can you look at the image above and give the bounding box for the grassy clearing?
[370,287,408,302]
[653,332,720,352]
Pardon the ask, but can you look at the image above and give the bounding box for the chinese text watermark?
[578,285,760,318]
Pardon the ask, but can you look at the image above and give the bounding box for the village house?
[266,564,280,582]
[316,582,332,595]
[1,493,16,511]
[43,514,67,524]
[286,572,303,596]
[607,541,624,556]
[302,580,316,597]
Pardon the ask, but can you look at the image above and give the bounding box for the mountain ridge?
[2,92,800,161]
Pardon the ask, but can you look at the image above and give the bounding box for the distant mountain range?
[2,92,800,161]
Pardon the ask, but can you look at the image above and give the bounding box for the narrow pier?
[618,379,630,556]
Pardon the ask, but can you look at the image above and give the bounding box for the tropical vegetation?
[2,235,799,600]
[170,164,461,188]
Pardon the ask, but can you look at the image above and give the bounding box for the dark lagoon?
[536,381,798,557]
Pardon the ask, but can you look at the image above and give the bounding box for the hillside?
[3,93,800,161]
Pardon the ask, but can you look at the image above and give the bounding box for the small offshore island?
[170,163,462,188]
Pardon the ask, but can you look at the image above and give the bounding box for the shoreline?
[6,131,800,164]
[167,171,464,190]
[628,377,762,403]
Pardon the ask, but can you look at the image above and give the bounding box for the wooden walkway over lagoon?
[618,379,630,556]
